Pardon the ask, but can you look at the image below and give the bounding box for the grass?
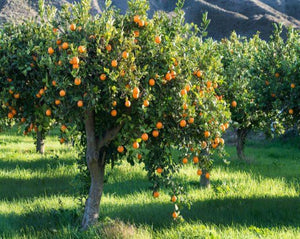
[0,128,299,238]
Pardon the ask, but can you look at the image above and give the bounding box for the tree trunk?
[200,169,210,188]
[36,130,45,154]
[236,128,249,160]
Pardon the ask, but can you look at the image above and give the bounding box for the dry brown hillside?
[0,0,299,40]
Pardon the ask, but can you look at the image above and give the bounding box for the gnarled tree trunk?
[200,169,210,188]
[236,127,250,160]
[36,130,45,154]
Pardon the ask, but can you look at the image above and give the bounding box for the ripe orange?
[106,44,112,51]
[48,47,54,55]
[157,167,163,173]
[180,89,187,96]
[77,100,83,107]
[265,80,270,86]
[219,138,225,145]
[14,93,20,99]
[141,133,149,141]
[21,117,26,123]
[155,36,161,44]
[11,109,17,115]
[134,30,139,37]
[196,70,202,78]
[149,79,155,86]
[70,23,76,31]
[61,125,67,132]
[39,89,45,95]
[56,39,62,45]
[52,80,57,86]
[153,191,159,198]
[7,78,12,83]
[125,100,131,107]
[111,110,117,117]
[204,131,210,138]
[197,169,202,176]
[8,112,13,119]
[62,42,69,50]
[120,70,125,77]
[152,130,159,137]
[171,195,177,202]
[117,146,124,153]
[55,99,61,105]
[138,154,142,160]
[100,74,106,81]
[133,141,139,149]
[133,87,140,99]
[156,122,163,129]
[206,81,212,88]
[193,156,199,164]
[231,101,237,108]
[138,20,145,27]
[112,101,117,107]
[71,57,79,65]
[60,138,65,144]
[36,93,41,98]
[275,72,280,78]
[212,143,218,149]
[53,28,58,34]
[289,109,294,115]
[291,83,295,88]
[133,15,140,23]
[220,124,226,132]
[165,72,172,81]
[188,117,194,124]
[180,120,187,128]
[143,100,149,107]
[59,90,66,97]
[78,45,86,53]
[185,85,190,92]
[172,212,178,219]
[45,109,51,116]
[182,157,188,164]
[122,51,129,59]
[205,172,210,179]
[74,78,81,85]
[111,60,118,67]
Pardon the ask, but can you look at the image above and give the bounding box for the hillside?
[0,0,299,40]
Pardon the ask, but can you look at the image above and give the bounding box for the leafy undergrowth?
[0,128,299,238]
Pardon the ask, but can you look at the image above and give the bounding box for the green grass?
[0,128,300,238]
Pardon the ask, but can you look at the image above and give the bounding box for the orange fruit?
[165,73,172,81]
[204,131,210,138]
[219,138,225,145]
[8,112,13,119]
[134,30,139,37]
[143,100,149,107]
[122,51,129,59]
[289,109,294,115]
[152,130,159,137]
[141,133,149,141]
[14,93,20,99]
[62,42,69,50]
[156,122,163,129]
[138,20,145,27]
[125,100,131,107]
[197,169,202,176]
[205,172,210,179]
[155,36,161,44]
[157,167,163,173]
[214,138,220,144]
[52,80,56,86]
[53,28,58,34]
[224,122,229,129]
[36,93,41,98]
[77,100,83,107]
[188,117,194,124]
[55,99,61,105]
[39,89,45,95]
[60,138,65,144]
[7,78,12,83]
[11,109,17,115]
[71,57,80,65]
[149,79,155,86]
[196,70,202,78]
[275,72,280,78]
[206,81,212,88]
[172,212,178,219]
[100,74,106,81]
[78,45,86,53]
[106,44,112,52]
[112,101,117,106]
[231,101,237,107]
[265,80,270,86]
[45,109,51,116]
[56,39,62,45]
[111,110,117,117]
[59,90,66,97]
[74,78,81,85]
[185,85,190,92]
[171,195,177,202]
[220,125,226,132]
[153,191,159,198]
[212,143,218,149]
[133,15,140,23]
[117,146,124,153]
[61,125,67,132]
[70,23,76,31]
[21,117,26,123]
[48,47,54,55]
[120,70,125,77]
[291,83,295,88]
[180,89,187,96]
[193,156,199,164]
[133,141,139,149]
[182,158,188,164]
[138,154,142,160]
[111,60,118,67]
[180,120,187,128]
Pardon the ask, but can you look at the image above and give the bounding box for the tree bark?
[200,169,210,188]
[81,110,122,230]
[236,127,249,160]
[36,130,45,154]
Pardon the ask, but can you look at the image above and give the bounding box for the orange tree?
[252,25,300,132]
[217,32,277,159]
[36,0,230,228]
[0,2,56,153]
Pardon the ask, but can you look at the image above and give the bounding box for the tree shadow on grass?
[100,196,300,229]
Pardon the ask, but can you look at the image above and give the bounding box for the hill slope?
[0,0,299,39]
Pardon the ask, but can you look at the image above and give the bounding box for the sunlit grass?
[0,127,299,238]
